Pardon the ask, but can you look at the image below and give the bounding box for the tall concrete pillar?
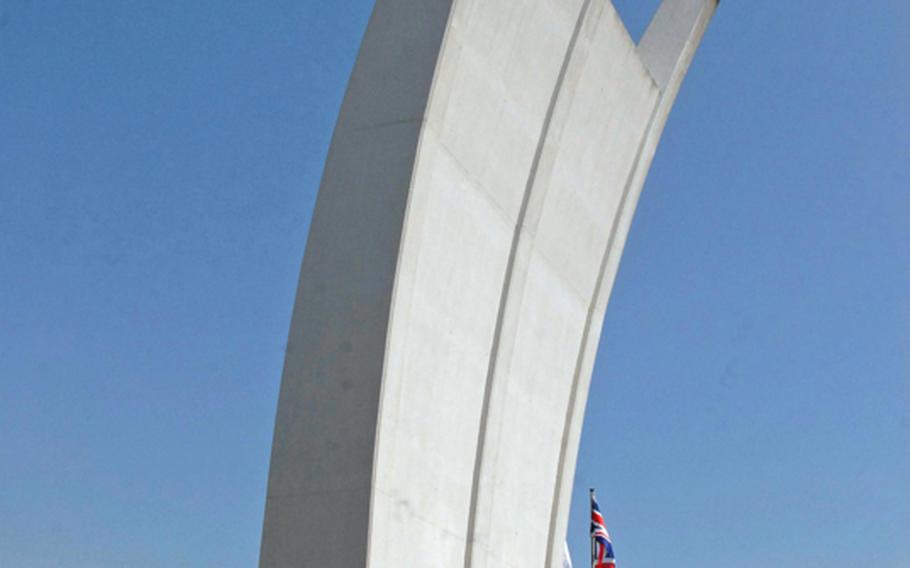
[260,1,719,566]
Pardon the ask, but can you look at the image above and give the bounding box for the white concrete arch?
[260,1,718,566]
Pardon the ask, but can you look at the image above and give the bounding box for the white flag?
[563,541,573,568]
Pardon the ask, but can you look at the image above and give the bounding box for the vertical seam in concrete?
[542,99,661,566]
[365,2,459,566]
[462,1,594,565]
[543,3,719,561]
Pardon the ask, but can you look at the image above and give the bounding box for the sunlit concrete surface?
[260,0,718,565]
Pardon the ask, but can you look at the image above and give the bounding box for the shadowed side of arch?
[259,1,454,565]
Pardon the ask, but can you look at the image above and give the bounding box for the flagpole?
[589,488,594,568]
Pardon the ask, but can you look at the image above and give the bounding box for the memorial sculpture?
[261,0,719,565]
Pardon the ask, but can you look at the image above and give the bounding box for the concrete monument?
[261,0,718,565]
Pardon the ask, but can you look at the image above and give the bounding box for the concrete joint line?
[462,0,596,565]
[543,100,661,567]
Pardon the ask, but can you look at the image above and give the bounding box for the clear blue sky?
[0,1,907,566]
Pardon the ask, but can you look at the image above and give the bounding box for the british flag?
[590,491,615,568]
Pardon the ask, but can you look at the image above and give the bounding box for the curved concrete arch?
[261,1,718,566]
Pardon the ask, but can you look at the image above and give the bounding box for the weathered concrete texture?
[261,1,717,566]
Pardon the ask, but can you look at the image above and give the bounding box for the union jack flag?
[590,490,615,568]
